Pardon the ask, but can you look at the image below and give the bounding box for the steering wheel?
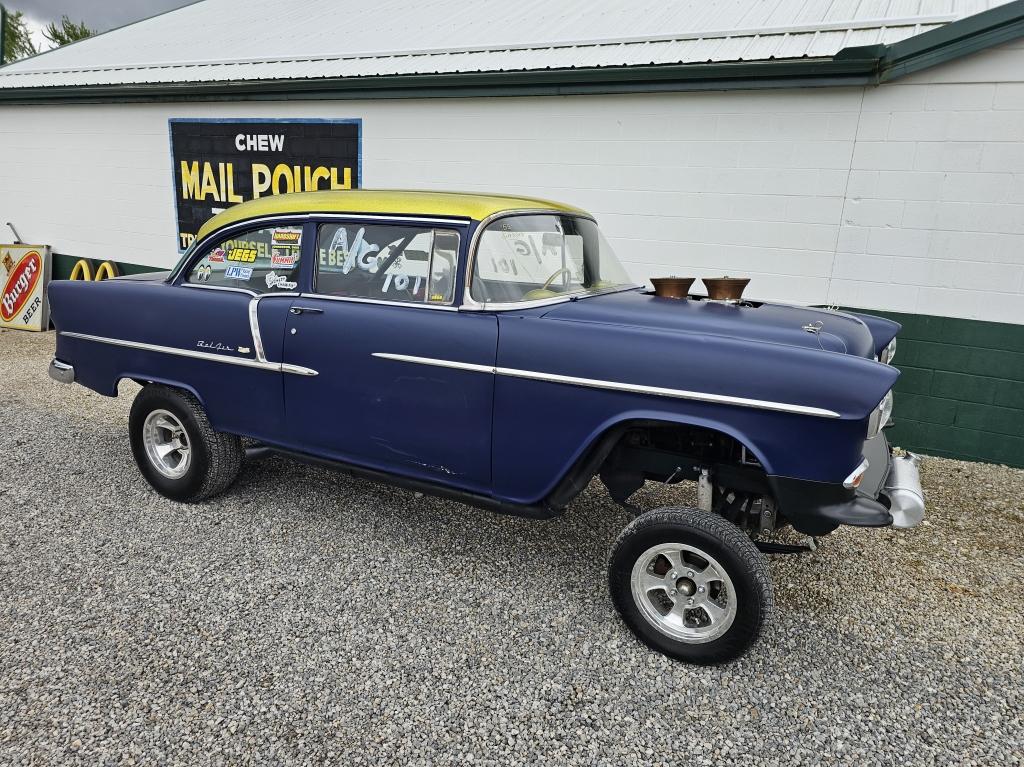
[522,267,575,301]
[541,267,574,290]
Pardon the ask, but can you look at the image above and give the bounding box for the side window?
[185,225,303,294]
[316,223,459,305]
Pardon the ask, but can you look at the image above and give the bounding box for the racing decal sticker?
[225,265,253,280]
[272,228,302,245]
[195,264,212,282]
[209,248,226,263]
[265,271,297,290]
[271,248,298,268]
[227,247,258,263]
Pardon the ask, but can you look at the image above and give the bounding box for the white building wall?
[0,39,1021,323]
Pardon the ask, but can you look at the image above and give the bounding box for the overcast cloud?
[10,0,196,34]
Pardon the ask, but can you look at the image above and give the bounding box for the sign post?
[0,244,51,331]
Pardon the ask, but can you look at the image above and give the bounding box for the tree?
[42,15,94,47]
[1,7,38,64]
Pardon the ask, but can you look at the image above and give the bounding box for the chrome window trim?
[182,283,258,297]
[60,331,317,376]
[297,293,460,312]
[311,222,462,308]
[371,352,842,419]
[461,209,639,312]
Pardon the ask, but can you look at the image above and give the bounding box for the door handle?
[289,306,324,315]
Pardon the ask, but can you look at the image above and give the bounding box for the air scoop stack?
[650,275,752,303]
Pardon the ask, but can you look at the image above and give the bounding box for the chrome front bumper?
[48,358,75,384]
[882,452,925,528]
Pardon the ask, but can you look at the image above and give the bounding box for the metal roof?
[0,0,1017,89]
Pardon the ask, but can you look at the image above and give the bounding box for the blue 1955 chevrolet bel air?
[48,190,924,664]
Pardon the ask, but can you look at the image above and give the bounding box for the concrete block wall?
[829,37,1024,326]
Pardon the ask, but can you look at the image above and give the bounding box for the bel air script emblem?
[196,340,236,353]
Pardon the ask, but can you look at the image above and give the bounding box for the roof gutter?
[0,57,881,104]
[0,1,1021,104]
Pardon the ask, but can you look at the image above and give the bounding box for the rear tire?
[609,506,772,664]
[129,384,242,502]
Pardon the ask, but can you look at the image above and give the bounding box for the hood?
[540,289,878,358]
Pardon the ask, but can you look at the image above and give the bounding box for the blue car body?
[48,190,913,536]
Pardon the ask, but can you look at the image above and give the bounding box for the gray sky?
[9,0,197,47]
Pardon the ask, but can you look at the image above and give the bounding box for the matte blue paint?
[48,208,902,515]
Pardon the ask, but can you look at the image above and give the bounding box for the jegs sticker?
[227,247,258,263]
[265,271,297,290]
[225,265,253,280]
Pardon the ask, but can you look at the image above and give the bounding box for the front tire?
[129,384,242,502]
[609,506,772,664]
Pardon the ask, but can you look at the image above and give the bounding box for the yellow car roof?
[195,189,590,241]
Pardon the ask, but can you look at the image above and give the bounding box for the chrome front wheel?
[610,506,772,664]
[630,543,738,644]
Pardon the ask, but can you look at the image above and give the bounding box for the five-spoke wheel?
[610,506,772,664]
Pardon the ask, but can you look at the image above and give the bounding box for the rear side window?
[316,223,459,305]
[185,225,303,294]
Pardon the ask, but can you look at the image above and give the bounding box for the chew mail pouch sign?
[0,244,51,331]
[169,118,362,252]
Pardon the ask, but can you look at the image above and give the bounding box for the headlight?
[867,390,894,438]
[880,338,897,364]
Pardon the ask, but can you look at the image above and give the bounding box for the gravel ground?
[1,327,1022,766]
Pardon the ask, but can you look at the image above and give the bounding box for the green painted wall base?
[51,252,163,281]
[848,308,1023,468]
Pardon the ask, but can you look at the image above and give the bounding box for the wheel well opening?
[593,421,779,532]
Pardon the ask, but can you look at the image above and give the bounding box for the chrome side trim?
[371,352,842,418]
[297,293,460,312]
[247,292,300,363]
[372,352,494,374]
[60,331,318,376]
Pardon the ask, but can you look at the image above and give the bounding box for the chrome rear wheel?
[142,409,191,479]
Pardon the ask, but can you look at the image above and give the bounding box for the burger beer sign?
[1,244,51,331]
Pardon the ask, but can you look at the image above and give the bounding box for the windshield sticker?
[195,264,212,282]
[225,265,252,280]
[209,248,226,263]
[265,271,297,290]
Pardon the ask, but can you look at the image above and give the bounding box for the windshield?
[471,214,634,304]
